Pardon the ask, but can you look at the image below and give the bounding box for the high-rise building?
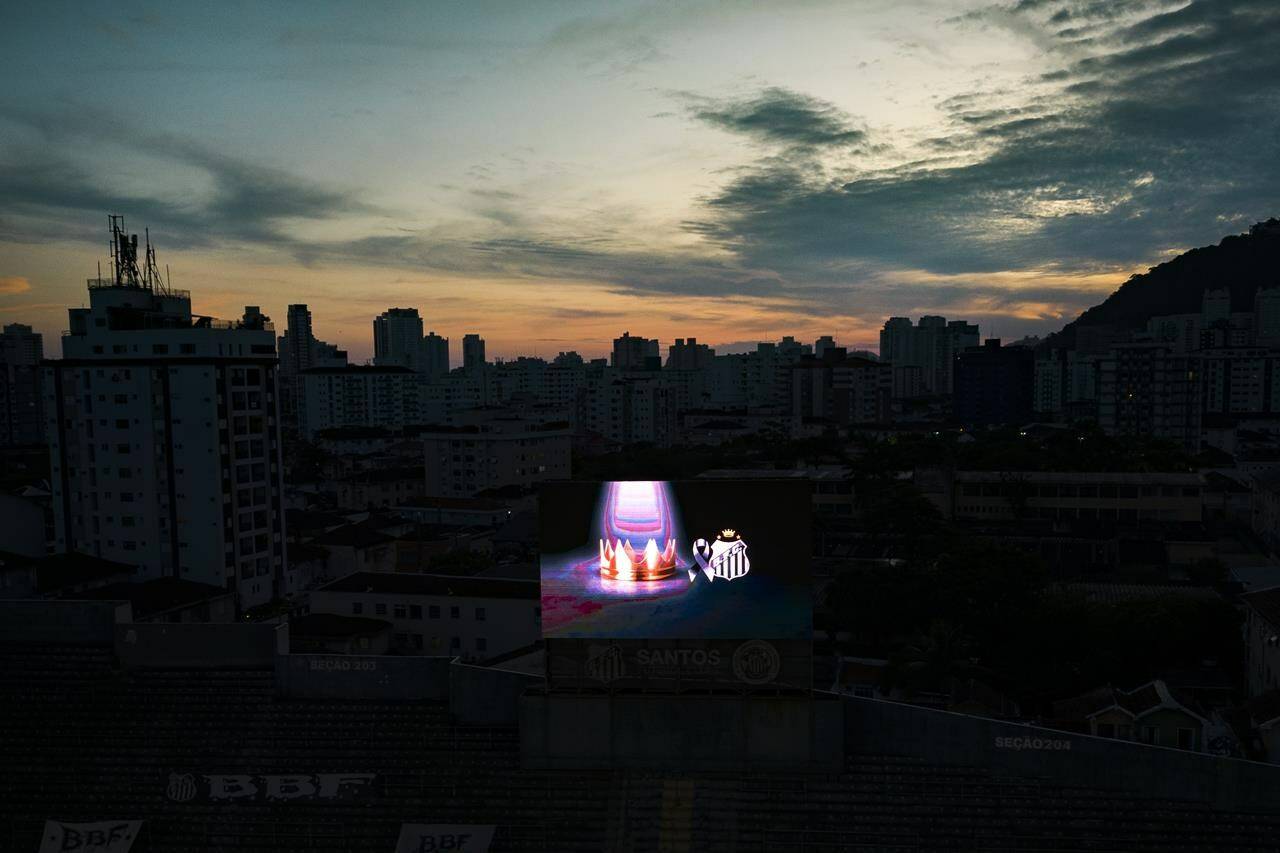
[814,336,837,358]
[0,323,45,447]
[422,410,571,497]
[280,304,315,375]
[44,217,287,609]
[298,365,422,438]
[422,331,450,378]
[373,307,425,370]
[1097,343,1202,450]
[1255,289,1280,346]
[612,331,659,371]
[953,339,1035,427]
[463,334,487,372]
[791,350,892,426]
[666,337,714,370]
[278,304,347,424]
[878,316,978,397]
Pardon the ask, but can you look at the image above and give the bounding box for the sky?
[2,0,1278,362]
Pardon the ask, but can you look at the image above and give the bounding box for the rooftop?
[955,471,1202,485]
[317,570,538,600]
[36,552,135,593]
[312,525,397,549]
[70,577,230,618]
[302,365,415,375]
[398,495,512,511]
[1242,587,1280,628]
[289,612,392,639]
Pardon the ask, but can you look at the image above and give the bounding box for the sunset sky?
[3,0,1278,361]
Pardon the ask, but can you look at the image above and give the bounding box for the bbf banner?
[39,820,142,853]
[394,824,494,853]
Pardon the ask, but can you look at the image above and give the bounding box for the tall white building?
[278,304,347,424]
[298,365,422,438]
[422,409,571,497]
[44,217,287,608]
[878,316,979,396]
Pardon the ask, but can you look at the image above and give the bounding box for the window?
[1096,723,1115,738]
[410,605,422,620]
[1177,728,1197,750]
[475,607,486,622]
[450,636,460,651]
[1140,726,1158,745]
[450,605,460,619]
[352,602,363,615]
[375,603,387,616]
[429,605,440,619]
[476,637,487,653]
[394,604,408,619]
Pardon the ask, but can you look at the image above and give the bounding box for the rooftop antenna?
[143,228,169,296]
[108,214,142,288]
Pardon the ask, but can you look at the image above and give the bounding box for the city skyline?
[4,0,1279,360]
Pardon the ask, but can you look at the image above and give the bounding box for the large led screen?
[539,480,812,639]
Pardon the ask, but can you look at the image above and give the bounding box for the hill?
[1042,219,1280,350]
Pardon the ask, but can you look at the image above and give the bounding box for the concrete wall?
[521,692,843,771]
[114,622,285,668]
[0,600,130,645]
[276,653,453,700]
[843,695,1280,813]
[450,662,542,726]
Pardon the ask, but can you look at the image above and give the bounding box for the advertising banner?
[540,480,812,640]
[393,824,495,852]
[39,820,142,853]
[548,637,812,690]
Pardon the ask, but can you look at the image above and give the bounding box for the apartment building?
[44,219,286,608]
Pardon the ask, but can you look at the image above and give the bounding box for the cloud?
[0,103,380,252]
[0,276,32,295]
[686,87,869,149]
[2,0,1275,346]
[688,0,1280,285]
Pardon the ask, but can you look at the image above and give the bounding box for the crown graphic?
[599,537,678,581]
[719,528,738,539]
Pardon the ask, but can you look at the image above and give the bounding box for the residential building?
[954,340,1035,427]
[462,334,486,372]
[791,351,892,427]
[879,316,979,396]
[422,331,450,378]
[612,331,660,371]
[665,337,714,370]
[579,372,675,446]
[373,307,424,370]
[422,409,571,497]
[44,218,286,608]
[1051,680,1209,751]
[309,570,541,658]
[277,304,347,424]
[1243,587,1280,698]
[288,613,392,655]
[298,365,421,438]
[1097,344,1202,450]
[930,470,1203,524]
[0,323,45,447]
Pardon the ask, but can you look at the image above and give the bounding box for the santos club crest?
[690,529,750,583]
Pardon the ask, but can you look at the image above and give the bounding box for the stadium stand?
[5,607,1280,851]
